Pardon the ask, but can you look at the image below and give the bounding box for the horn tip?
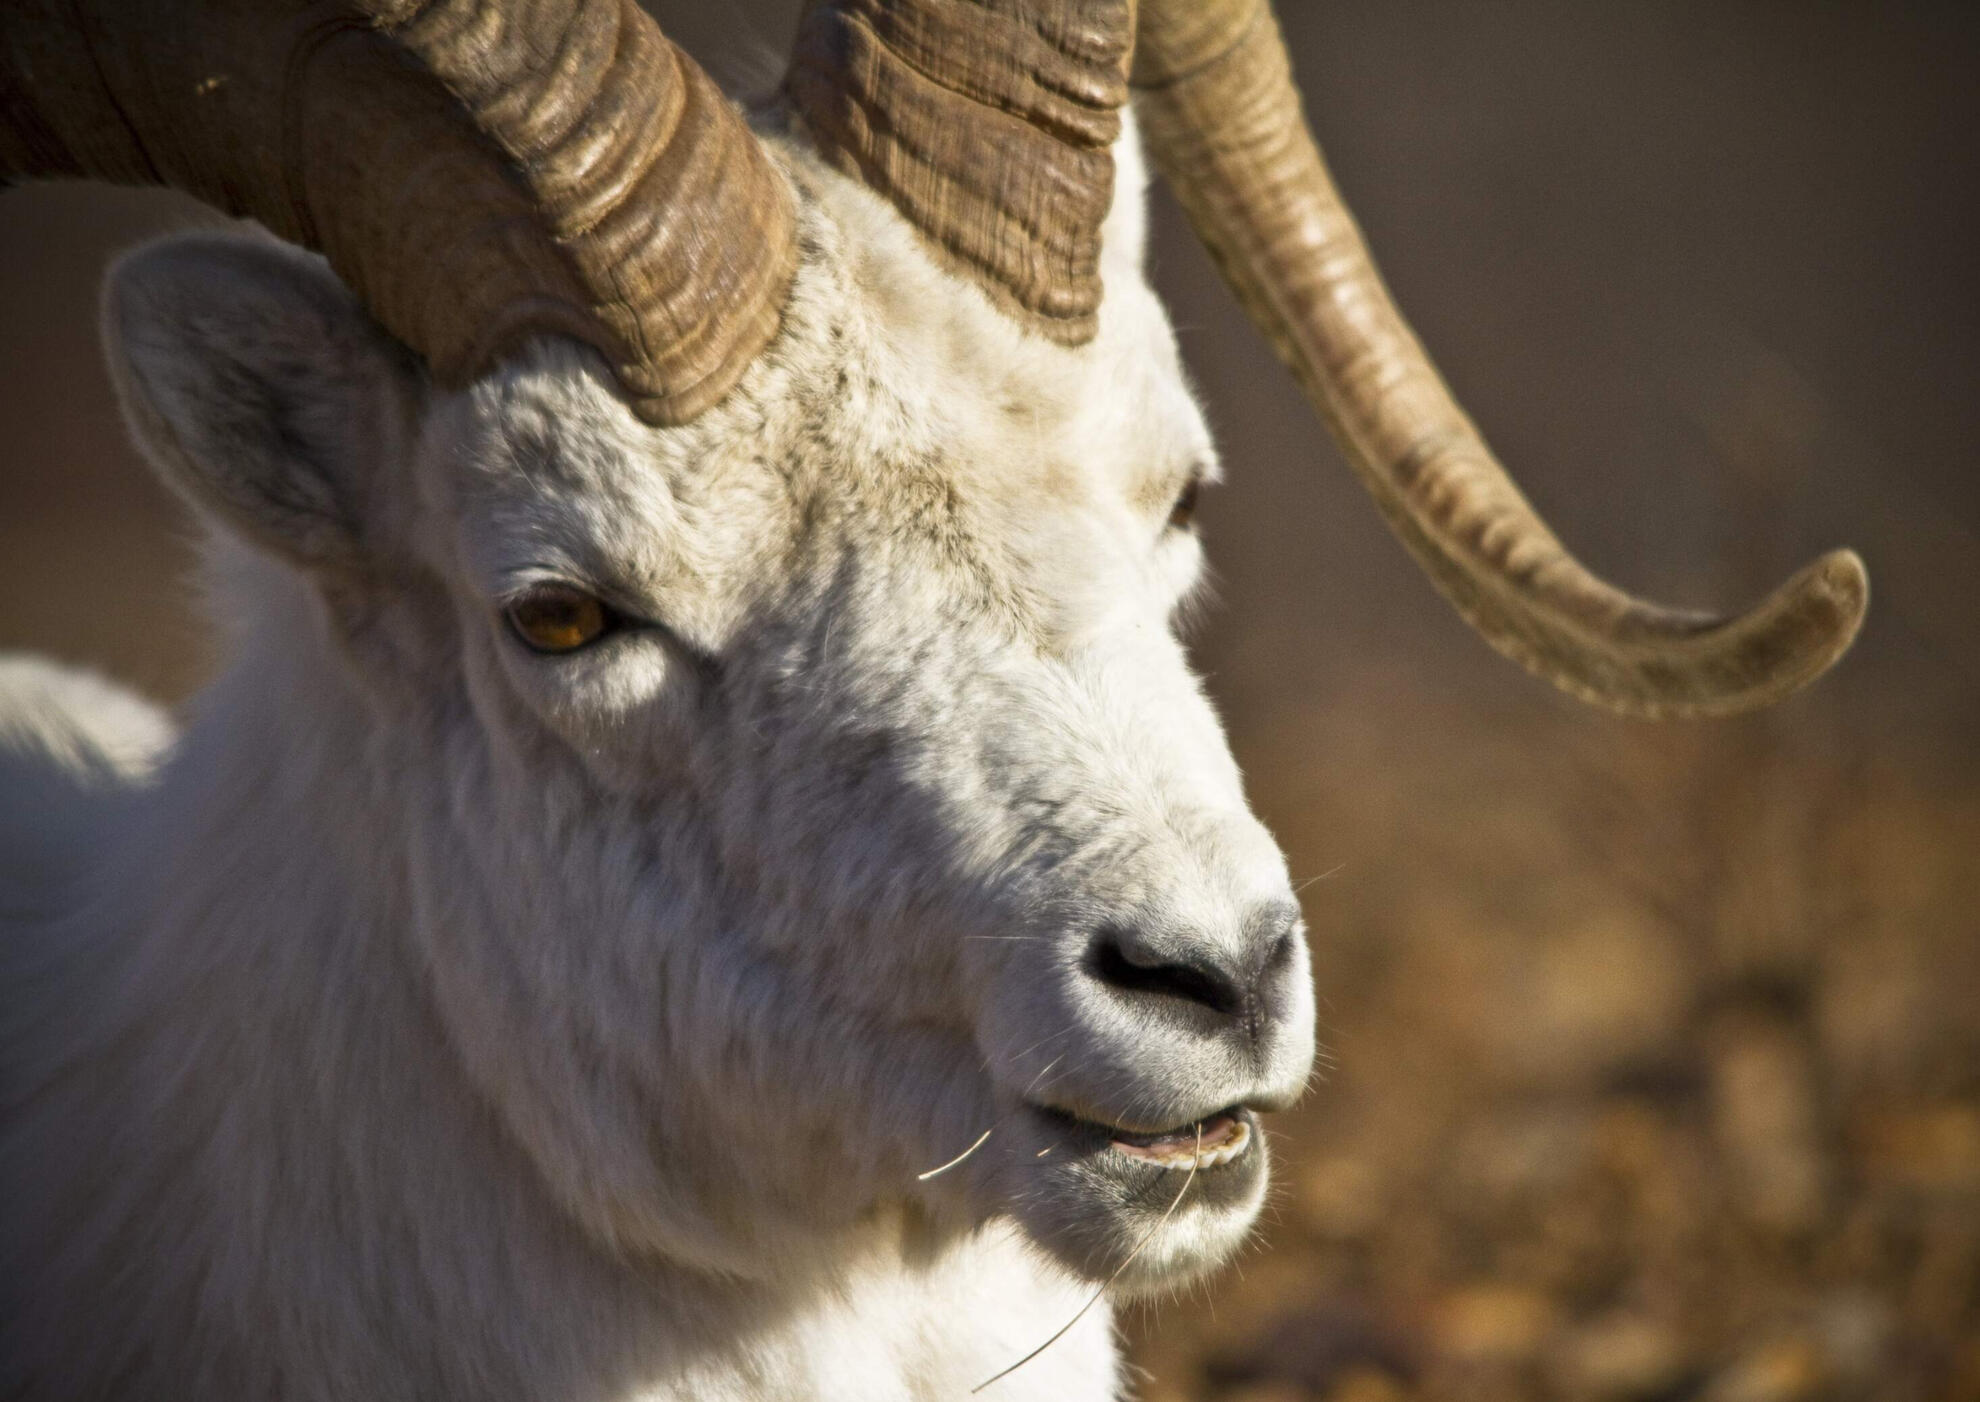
[1770,544,1871,690]
[1509,546,1871,723]
[1631,546,1870,722]
[1809,546,1870,634]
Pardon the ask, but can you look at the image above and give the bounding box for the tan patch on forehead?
[1132,456,1209,518]
[1026,454,1091,515]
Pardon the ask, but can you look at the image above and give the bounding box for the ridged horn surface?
[1131,0,1866,717]
[785,0,1134,342]
[0,0,795,424]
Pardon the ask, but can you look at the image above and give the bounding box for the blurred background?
[3,3,1975,1399]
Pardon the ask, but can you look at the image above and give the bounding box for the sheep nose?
[1087,899,1303,1027]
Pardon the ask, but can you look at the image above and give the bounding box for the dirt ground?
[1123,685,1980,1402]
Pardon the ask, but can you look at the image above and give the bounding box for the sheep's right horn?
[784,0,1134,344]
[1132,0,1866,717]
[0,0,795,424]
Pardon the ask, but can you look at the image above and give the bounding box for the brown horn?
[0,0,795,424]
[784,0,1134,343]
[1131,0,1866,718]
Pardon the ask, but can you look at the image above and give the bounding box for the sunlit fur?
[0,119,1315,1400]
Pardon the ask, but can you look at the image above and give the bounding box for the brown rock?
[1854,1102,1980,1194]
[1430,1285,1560,1367]
[1707,1014,1829,1235]
[1455,1108,1592,1208]
[1299,1155,1388,1240]
[1809,1289,1893,1385]
[1202,1298,1417,1398]
[1705,1338,1828,1402]
[1324,1367,1413,1402]
[1216,1385,1311,1402]
[1552,1313,1692,1400]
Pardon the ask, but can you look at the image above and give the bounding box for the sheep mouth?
[1036,1105,1257,1172]
[1108,1108,1243,1172]
[1010,1103,1271,1292]
[1108,1108,1252,1170]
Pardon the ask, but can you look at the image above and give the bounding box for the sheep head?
[95,134,1309,1289]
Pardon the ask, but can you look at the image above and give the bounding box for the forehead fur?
[420,114,1214,652]
[807,114,1213,510]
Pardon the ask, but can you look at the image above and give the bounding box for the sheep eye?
[504,584,613,654]
[1167,475,1203,531]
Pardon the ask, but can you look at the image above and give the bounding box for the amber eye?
[1168,475,1203,531]
[504,584,613,654]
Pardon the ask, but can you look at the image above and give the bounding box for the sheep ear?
[101,233,421,571]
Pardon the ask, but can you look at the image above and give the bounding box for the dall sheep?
[0,1,1864,1398]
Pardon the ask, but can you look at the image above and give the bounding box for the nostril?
[1089,927,1244,1017]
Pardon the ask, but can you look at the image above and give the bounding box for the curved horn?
[784,0,1133,342]
[1131,0,1866,718]
[0,0,795,424]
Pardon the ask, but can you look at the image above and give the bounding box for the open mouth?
[1011,1103,1272,1291]
[1103,1107,1255,1171]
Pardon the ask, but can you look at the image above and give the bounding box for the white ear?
[102,232,421,570]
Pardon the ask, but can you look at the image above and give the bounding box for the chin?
[997,1103,1272,1296]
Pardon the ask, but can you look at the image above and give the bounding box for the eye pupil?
[506,586,610,654]
[1168,476,1202,530]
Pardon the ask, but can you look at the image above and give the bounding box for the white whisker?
[1290,862,1347,895]
[1008,1023,1078,1063]
[1019,1053,1066,1100]
[971,1125,1202,1394]
[916,1127,994,1181]
[920,1048,1074,1185]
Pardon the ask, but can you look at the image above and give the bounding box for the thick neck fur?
[0,567,1115,1401]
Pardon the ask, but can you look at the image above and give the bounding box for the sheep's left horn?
[1,0,795,424]
[1132,0,1867,717]
[784,0,1134,343]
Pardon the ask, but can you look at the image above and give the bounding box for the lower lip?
[1108,1110,1254,1171]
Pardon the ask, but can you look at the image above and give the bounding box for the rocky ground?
[1121,689,1980,1402]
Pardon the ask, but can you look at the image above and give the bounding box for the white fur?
[0,119,1314,1400]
